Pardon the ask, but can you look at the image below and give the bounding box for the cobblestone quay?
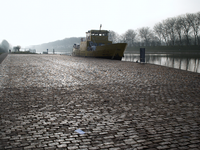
[0,54,200,150]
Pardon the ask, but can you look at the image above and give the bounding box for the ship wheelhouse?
[85,30,112,51]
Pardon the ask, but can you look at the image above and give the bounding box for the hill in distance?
[28,37,84,53]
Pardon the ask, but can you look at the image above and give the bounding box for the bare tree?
[124,29,137,47]
[154,22,170,45]
[153,23,163,45]
[181,15,192,45]
[197,12,200,45]
[13,45,21,52]
[185,13,199,45]
[174,16,183,45]
[150,34,161,46]
[138,27,153,46]
[119,33,127,43]
[108,30,120,43]
[165,18,176,45]
[162,21,169,45]
[162,19,173,46]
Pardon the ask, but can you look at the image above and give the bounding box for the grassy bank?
[125,45,200,54]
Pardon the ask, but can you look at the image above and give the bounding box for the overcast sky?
[1,0,200,47]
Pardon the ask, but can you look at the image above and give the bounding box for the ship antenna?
[100,24,102,30]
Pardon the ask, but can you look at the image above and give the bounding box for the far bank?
[125,45,200,54]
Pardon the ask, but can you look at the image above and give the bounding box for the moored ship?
[72,28,127,60]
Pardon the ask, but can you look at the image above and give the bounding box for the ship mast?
[99,24,102,30]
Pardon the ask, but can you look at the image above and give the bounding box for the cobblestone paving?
[0,54,200,150]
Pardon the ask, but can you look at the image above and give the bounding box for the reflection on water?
[122,54,200,73]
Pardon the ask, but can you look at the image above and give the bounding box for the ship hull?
[72,43,127,60]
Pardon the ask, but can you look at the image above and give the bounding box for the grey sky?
[1,0,200,47]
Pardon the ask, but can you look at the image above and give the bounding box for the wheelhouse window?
[91,32,108,36]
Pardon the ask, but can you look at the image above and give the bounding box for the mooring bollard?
[140,48,145,63]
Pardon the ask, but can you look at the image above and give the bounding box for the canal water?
[122,54,200,73]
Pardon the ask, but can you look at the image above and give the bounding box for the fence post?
[140,48,145,63]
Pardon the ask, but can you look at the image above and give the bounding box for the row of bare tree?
[109,12,200,46]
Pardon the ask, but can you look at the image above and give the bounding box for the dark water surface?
[122,54,200,73]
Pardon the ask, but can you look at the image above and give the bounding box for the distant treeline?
[109,11,200,47]
[29,11,200,53]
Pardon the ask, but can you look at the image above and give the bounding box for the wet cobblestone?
[0,54,200,149]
